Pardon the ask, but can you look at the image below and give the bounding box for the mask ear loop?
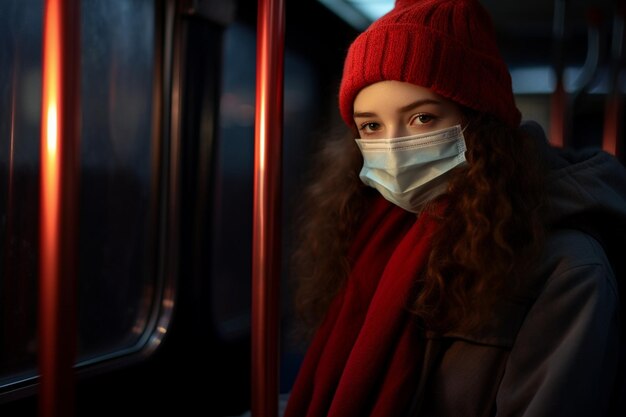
[457,123,470,169]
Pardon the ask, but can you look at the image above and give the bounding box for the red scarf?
[284,196,440,417]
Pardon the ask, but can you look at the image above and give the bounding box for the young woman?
[284,0,626,416]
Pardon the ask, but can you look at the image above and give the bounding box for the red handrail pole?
[603,2,625,158]
[252,0,285,415]
[550,82,566,148]
[550,0,567,148]
[39,0,80,416]
[603,92,622,157]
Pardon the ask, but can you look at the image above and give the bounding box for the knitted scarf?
[284,196,440,417]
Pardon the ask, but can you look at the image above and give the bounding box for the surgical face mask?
[355,124,467,213]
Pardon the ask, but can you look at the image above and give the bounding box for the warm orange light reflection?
[42,99,59,300]
[549,83,565,148]
[603,95,620,156]
[41,0,61,283]
[40,0,71,416]
[41,0,61,299]
[46,104,58,155]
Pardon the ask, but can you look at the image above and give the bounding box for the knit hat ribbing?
[339,0,521,128]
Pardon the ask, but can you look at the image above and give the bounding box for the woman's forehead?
[353,81,451,114]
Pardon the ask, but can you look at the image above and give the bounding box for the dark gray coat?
[412,123,626,416]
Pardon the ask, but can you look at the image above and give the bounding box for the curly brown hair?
[291,113,546,338]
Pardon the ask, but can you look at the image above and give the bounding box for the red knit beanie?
[339,0,521,128]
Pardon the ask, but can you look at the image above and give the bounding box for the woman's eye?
[412,113,435,125]
[359,122,381,133]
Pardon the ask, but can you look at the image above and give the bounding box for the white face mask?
[355,124,467,213]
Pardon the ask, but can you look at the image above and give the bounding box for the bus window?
[0,0,43,388]
[0,0,167,393]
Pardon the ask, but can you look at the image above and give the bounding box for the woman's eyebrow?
[353,111,377,119]
[398,98,442,113]
[353,99,442,119]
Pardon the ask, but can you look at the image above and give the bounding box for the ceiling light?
[318,0,394,30]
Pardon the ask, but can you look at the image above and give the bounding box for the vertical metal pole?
[39,0,80,416]
[550,0,567,148]
[603,2,624,158]
[252,0,285,416]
